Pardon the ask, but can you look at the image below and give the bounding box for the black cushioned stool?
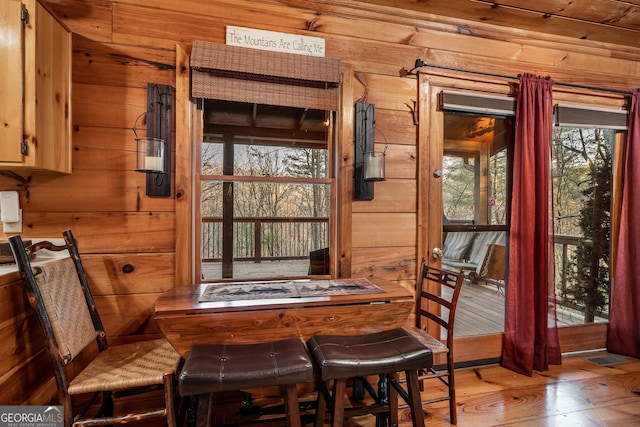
[179,339,315,427]
[307,328,432,427]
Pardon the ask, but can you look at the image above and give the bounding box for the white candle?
[365,153,384,180]
[144,156,163,172]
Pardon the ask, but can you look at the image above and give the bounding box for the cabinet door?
[33,0,72,173]
[0,0,24,163]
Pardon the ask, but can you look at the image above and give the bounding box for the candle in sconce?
[144,156,163,172]
[365,152,384,180]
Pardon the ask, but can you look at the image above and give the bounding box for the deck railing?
[554,233,609,320]
[201,216,329,262]
[554,234,584,298]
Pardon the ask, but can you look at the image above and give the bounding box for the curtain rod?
[410,59,633,95]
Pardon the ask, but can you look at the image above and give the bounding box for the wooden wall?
[0,0,638,405]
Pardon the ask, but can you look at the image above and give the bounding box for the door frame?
[417,70,517,364]
[417,70,618,364]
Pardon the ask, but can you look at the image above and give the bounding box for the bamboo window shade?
[190,40,341,111]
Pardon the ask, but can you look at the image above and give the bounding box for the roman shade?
[440,90,516,116]
[190,40,341,111]
[554,104,628,129]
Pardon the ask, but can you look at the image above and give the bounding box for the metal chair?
[9,230,182,427]
[405,261,464,424]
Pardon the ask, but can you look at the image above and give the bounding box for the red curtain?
[608,89,640,357]
[502,74,562,376]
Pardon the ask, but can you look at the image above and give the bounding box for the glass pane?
[199,100,334,281]
[442,114,510,226]
[202,139,328,179]
[201,181,330,280]
[442,112,513,337]
[553,127,613,325]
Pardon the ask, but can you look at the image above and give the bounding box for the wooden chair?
[9,230,182,427]
[405,261,464,424]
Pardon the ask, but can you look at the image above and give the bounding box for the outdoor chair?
[442,231,506,288]
[9,230,182,427]
[405,261,464,424]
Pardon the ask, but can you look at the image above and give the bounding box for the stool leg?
[376,375,389,427]
[315,381,329,427]
[331,379,347,427]
[388,374,399,427]
[196,393,213,427]
[405,371,425,427]
[184,395,199,427]
[282,384,302,427]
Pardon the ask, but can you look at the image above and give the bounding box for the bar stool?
[307,328,432,427]
[179,338,315,427]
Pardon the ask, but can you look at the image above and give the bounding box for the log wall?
[0,0,637,405]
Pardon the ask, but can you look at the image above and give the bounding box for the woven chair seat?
[68,338,181,395]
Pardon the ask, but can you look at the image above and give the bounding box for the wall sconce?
[134,134,165,173]
[133,83,172,197]
[355,102,387,200]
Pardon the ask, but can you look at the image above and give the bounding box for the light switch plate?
[3,209,23,233]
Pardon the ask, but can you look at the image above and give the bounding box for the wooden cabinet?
[0,0,71,174]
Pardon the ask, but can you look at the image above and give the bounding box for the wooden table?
[154,278,414,358]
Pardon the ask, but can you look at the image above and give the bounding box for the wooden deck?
[455,281,505,336]
[201,261,603,338]
[455,280,605,337]
[202,260,310,280]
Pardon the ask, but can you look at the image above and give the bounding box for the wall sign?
[226,25,325,57]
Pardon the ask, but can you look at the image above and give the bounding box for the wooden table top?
[155,277,414,315]
[154,277,415,357]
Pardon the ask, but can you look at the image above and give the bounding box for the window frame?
[195,106,337,282]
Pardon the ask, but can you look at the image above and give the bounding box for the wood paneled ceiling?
[44,0,640,50]
[355,0,640,50]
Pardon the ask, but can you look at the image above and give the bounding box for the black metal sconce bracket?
[145,83,172,197]
[354,102,375,200]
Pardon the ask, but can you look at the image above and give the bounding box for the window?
[189,40,341,282]
[441,112,514,336]
[552,126,615,324]
[551,102,627,325]
[198,100,334,281]
[442,115,510,226]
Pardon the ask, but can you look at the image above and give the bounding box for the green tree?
[561,128,612,323]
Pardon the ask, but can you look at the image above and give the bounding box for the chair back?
[9,231,105,389]
[35,257,97,361]
[415,260,464,349]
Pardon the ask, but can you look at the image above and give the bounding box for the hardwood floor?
[118,350,640,427]
[342,352,640,427]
